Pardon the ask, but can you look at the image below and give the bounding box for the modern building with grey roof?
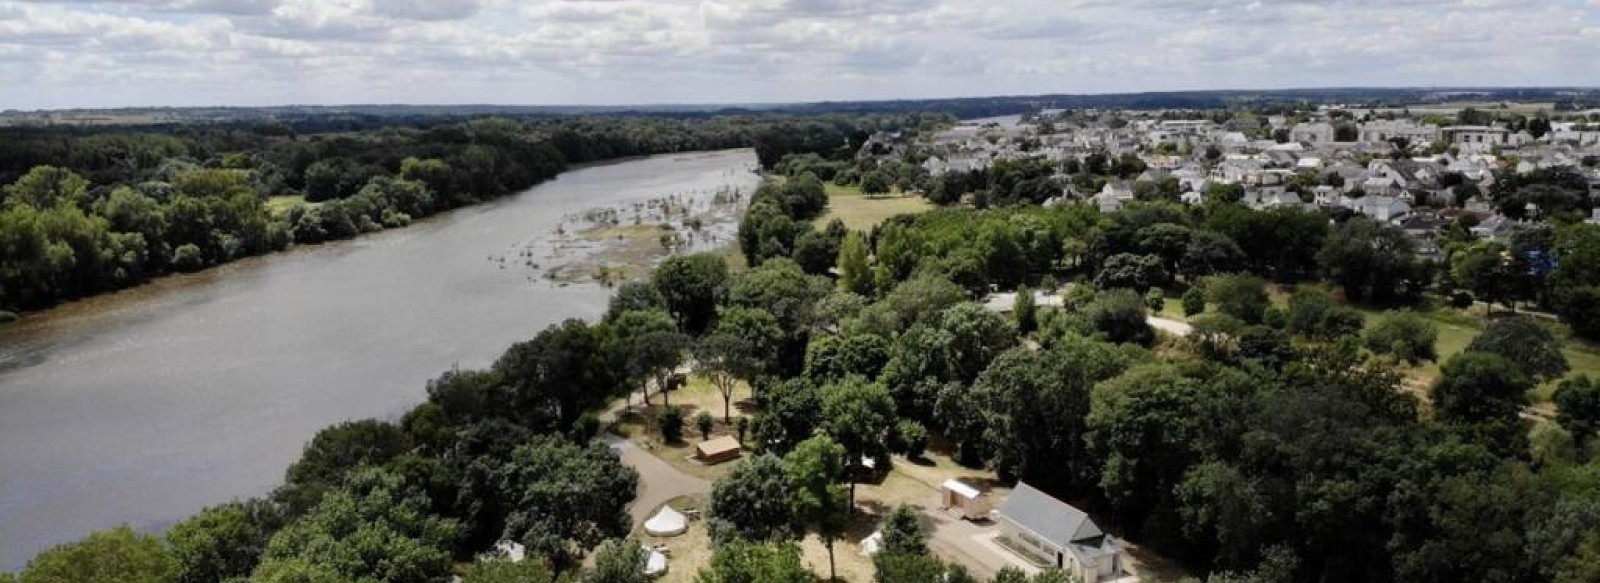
[995,482,1127,582]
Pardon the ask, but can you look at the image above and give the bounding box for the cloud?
[0,0,1594,109]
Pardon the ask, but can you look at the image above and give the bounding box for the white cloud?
[0,0,1594,109]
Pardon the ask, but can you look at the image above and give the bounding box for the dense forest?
[12,149,1600,583]
[0,112,947,313]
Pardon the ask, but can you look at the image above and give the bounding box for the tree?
[1466,316,1569,382]
[1554,376,1600,442]
[893,420,928,459]
[652,253,729,334]
[1206,274,1269,324]
[1180,230,1247,281]
[879,504,927,556]
[696,324,768,422]
[872,553,976,583]
[1086,289,1154,345]
[661,407,686,442]
[695,540,812,583]
[860,171,892,196]
[783,434,848,580]
[494,318,614,429]
[837,231,873,296]
[1317,217,1419,302]
[463,559,557,583]
[1364,311,1439,364]
[1095,253,1168,293]
[1286,287,1364,341]
[820,376,896,506]
[696,410,715,441]
[254,469,458,583]
[276,419,412,515]
[1015,285,1039,334]
[496,437,639,566]
[1430,353,1531,424]
[804,332,891,384]
[707,454,800,544]
[605,281,666,323]
[167,500,280,583]
[1452,241,1532,313]
[16,525,178,583]
[1183,286,1206,316]
[587,539,650,583]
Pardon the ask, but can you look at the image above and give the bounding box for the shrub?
[1365,311,1439,364]
[696,410,715,441]
[660,407,685,443]
[1145,288,1166,312]
[1182,287,1206,317]
[895,420,928,458]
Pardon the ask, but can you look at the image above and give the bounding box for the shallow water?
[0,149,760,568]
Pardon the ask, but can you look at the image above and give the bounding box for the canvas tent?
[859,531,884,556]
[940,478,993,520]
[694,435,742,464]
[644,505,688,537]
[643,547,669,578]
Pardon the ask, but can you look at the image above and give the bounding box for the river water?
[0,149,760,569]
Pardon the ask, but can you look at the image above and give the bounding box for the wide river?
[0,149,761,569]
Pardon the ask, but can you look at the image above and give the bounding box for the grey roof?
[997,482,1103,547]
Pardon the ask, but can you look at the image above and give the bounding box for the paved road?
[600,434,710,528]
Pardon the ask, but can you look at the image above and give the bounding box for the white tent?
[644,505,689,537]
[492,540,526,562]
[643,547,669,578]
[859,531,884,556]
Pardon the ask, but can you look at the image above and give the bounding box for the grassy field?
[265,195,311,217]
[814,183,933,231]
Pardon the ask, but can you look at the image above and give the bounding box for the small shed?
[940,479,993,520]
[694,435,742,464]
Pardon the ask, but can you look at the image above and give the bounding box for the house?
[1342,195,1413,222]
[1358,120,1440,145]
[694,435,742,464]
[1442,126,1511,152]
[1291,122,1336,144]
[1095,180,1135,213]
[940,479,993,521]
[996,483,1126,583]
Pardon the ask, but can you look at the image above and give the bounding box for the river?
[0,149,761,569]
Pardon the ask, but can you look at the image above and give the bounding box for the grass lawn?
[608,374,754,482]
[814,183,933,231]
[265,194,312,217]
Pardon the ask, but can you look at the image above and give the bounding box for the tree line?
[0,112,937,313]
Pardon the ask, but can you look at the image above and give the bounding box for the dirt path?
[1147,316,1193,336]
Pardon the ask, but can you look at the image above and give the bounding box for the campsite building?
[995,482,1126,583]
[694,435,741,464]
[939,479,993,520]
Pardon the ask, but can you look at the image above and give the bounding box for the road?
[601,433,710,528]
[1147,316,1193,336]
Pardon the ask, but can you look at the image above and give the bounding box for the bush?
[1449,290,1475,309]
[1263,306,1289,329]
[660,407,685,443]
[1365,311,1439,364]
[1205,274,1269,324]
[171,243,205,272]
[1086,289,1154,346]
[1145,288,1166,312]
[895,420,928,458]
[696,410,715,441]
[1182,287,1206,317]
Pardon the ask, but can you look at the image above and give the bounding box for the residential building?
[996,483,1127,583]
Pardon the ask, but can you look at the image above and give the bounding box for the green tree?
[783,434,849,580]
[1182,286,1206,316]
[1430,353,1531,424]
[1452,241,1532,313]
[587,539,649,583]
[17,525,178,583]
[1086,289,1154,345]
[167,500,280,583]
[695,540,812,583]
[4,166,90,209]
[1285,287,1364,341]
[463,559,557,583]
[254,469,458,583]
[661,407,686,442]
[1206,274,1269,324]
[275,419,412,515]
[1554,376,1600,442]
[1364,311,1439,364]
[878,504,927,556]
[1094,252,1169,293]
[820,376,896,506]
[652,253,729,334]
[696,410,715,441]
[1317,217,1419,302]
[708,453,799,544]
[1466,316,1570,382]
[493,318,614,429]
[1014,285,1039,334]
[497,436,639,566]
[837,231,874,296]
[860,171,892,196]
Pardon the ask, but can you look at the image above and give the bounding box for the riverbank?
[0,149,762,570]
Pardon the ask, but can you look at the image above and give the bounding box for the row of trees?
[0,113,927,312]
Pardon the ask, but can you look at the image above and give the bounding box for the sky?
[0,0,1597,110]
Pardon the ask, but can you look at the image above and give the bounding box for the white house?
[996,483,1126,583]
